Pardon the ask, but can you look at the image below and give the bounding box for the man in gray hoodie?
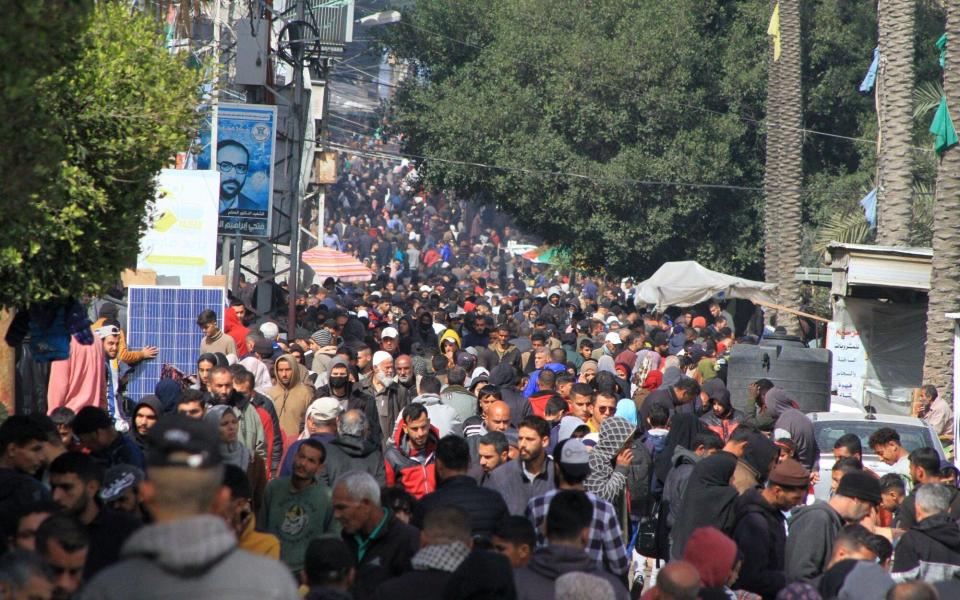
[80,415,299,600]
[785,471,881,583]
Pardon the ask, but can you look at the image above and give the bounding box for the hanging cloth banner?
[768,3,781,62]
[860,47,879,93]
[860,188,878,227]
[930,96,959,156]
[937,33,948,69]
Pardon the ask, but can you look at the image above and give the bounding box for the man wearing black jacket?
[315,357,383,446]
[412,435,508,540]
[488,364,533,429]
[733,459,808,599]
[892,483,960,582]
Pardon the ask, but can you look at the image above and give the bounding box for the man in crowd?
[485,415,554,515]
[316,357,383,446]
[71,407,144,470]
[476,431,510,484]
[412,435,508,539]
[269,354,314,441]
[37,513,89,600]
[80,414,299,599]
[370,351,409,446]
[48,452,140,579]
[785,470,881,582]
[260,439,338,574]
[513,490,629,600]
[385,403,439,499]
[525,438,628,577]
[733,458,810,598]
[439,366,477,424]
[176,389,207,419]
[892,484,960,582]
[332,471,420,600]
[896,447,960,529]
[232,368,282,473]
[374,506,473,600]
[914,384,954,443]
[410,375,462,438]
[323,409,386,486]
[0,416,50,525]
[196,309,237,356]
[492,516,537,569]
[279,397,340,478]
[869,427,912,485]
[213,368,266,460]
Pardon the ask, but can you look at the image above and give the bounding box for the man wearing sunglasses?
[217,140,263,212]
[589,391,618,434]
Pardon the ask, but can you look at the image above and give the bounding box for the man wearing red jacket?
[384,403,439,499]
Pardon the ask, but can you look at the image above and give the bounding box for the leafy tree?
[382,0,769,278]
[0,3,202,309]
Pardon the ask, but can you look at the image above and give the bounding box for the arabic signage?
[827,321,866,407]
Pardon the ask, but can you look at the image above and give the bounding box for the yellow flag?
[768,3,781,62]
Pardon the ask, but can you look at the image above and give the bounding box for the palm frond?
[914,80,945,121]
[812,210,872,255]
[910,179,935,247]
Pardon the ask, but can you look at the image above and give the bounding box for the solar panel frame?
[125,286,225,401]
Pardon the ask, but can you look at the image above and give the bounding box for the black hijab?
[669,451,739,559]
[653,413,706,485]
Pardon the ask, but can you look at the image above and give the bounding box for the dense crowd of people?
[3,137,960,600]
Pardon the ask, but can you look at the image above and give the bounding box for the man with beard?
[485,416,555,515]
[217,140,264,211]
[95,325,127,429]
[210,367,266,461]
[231,369,283,477]
[315,357,382,446]
[72,407,145,470]
[370,351,409,447]
[130,396,162,453]
[384,403,440,499]
[48,452,140,580]
[486,323,522,372]
[395,354,418,394]
[268,355,314,441]
[37,514,89,600]
[260,439,338,574]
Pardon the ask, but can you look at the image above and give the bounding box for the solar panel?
[125,286,225,401]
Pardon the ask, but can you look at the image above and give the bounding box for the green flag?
[937,33,948,69]
[930,95,959,156]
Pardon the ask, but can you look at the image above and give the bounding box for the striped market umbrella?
[301,246,374,282]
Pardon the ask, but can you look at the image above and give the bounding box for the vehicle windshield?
[813,421,933,455]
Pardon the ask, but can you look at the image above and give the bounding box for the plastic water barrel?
[727,335,832,414]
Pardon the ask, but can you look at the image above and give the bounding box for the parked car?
[809,412,946,500]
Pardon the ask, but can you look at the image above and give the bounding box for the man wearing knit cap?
[785,470,881,583]
[370,350,409,446]
[733,458,809,598]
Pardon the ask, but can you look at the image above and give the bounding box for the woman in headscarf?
[669,451,739,560]
[585,416,639,541]
[204,405,266,512]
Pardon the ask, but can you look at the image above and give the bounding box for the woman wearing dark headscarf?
[669,451,739,560]
[653,413,706,487]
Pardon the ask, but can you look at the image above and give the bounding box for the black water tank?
[727,335,832,414]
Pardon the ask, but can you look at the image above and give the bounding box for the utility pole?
[285,2,307,337]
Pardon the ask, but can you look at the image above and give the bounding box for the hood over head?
[682,526,738,588]
[742,431,779,481]
[121,515,237,575]
[764,387,798,419]
[272,354,303,389]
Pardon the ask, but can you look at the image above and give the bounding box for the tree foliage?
[0,3,202,309]
[381,0,944,278]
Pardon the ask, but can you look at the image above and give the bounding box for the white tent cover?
[634,260,776,310]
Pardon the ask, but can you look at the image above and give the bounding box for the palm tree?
[922,3,960,397]
[766,0,804,334]
[876,0,916,246]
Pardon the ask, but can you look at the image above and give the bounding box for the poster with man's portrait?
[198,103,277,237]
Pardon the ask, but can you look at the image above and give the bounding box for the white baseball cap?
[381,326,399,339]
[604,332,622,345]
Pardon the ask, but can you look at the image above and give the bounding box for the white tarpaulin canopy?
[634,261,776,310]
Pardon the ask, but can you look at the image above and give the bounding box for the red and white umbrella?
[301,247,374,282]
